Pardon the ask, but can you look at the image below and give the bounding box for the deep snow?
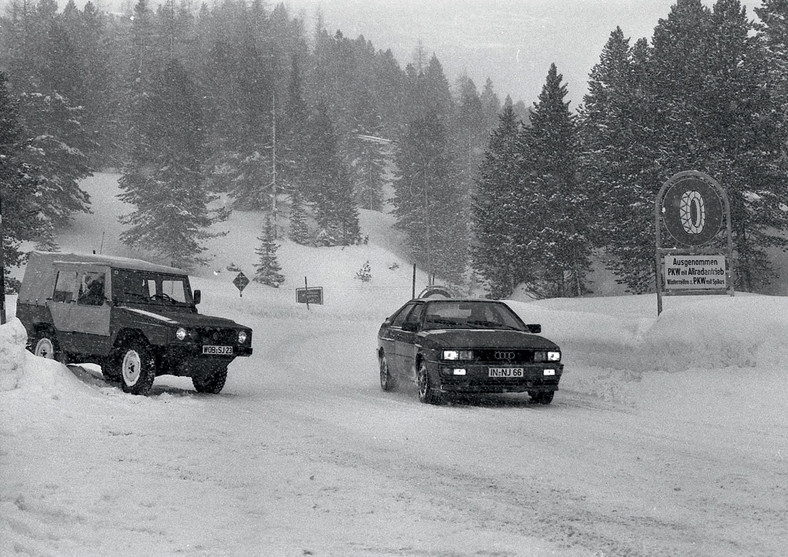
[1,174,786,556]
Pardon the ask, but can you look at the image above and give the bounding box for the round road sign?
[661,172,724,246]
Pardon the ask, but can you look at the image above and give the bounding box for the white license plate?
[203,345,233,355]
[488,367,524,378]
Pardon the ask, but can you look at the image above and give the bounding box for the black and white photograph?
[0,0,786,555]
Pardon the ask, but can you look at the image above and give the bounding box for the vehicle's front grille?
[193,328,237,345]
[473,349,535,364]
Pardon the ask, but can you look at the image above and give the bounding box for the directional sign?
[233,272,249,297]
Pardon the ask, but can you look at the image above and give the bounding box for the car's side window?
[77,271,106,306]
[391,303,417,328]
[403,304,424,329]
[52,270,78,303]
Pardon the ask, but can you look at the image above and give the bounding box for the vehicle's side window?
[391,303,417,328]
[77,271,106,306]
[144,278,157,298]
[162,279,187,303]
[52,271,78,303]
[403,304,424,329]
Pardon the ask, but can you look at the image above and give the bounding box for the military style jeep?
[16,251,253,395]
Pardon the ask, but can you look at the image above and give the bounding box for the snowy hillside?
[1,173,786,556]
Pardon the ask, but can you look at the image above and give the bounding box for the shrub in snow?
[355,261,372,282]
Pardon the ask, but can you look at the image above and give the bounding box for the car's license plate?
[203,345,233,355]
[488,367,524,378]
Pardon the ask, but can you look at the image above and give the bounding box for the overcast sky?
[284,0,758,107]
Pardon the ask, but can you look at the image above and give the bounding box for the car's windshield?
[422,301,526,331]
[112,270,192,306]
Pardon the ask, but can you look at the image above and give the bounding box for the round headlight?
[176,327,187,341]
[238,331,248,344]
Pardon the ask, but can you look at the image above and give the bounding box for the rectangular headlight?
[442,350,473,360]
[547,351,561,362]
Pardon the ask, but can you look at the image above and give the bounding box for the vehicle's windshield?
[422,301,526,331]
[112,270,192,306]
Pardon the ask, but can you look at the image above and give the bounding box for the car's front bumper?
[432,362,563,394]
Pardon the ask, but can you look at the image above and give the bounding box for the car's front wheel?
[530,391,554,405]
[379,353,396,391]
[115,341,156,395]
[417,362,442,405]
[192,366,228,394]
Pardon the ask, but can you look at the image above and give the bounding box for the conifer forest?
[3,0,788,297]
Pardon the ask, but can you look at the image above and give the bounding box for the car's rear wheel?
[116,341,156,395]
[417,362,442,405]
[192,366,228,394]
[379,353,396,391]
[30,330,69,364]
[530,391,554,405]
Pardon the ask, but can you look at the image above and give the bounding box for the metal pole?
[304,276,310,310]
[412,264,416,299]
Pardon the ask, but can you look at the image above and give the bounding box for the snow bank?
[0,318,27,392]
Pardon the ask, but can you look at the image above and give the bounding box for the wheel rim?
[379,356,389,389]
[35,338,55,359]
[418,365,428,399]
[122,350,142,386]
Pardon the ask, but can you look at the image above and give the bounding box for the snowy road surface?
[2,308,785,557]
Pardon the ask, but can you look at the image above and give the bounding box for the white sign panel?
[664,255,727,290]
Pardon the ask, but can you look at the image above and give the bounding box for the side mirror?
[402,321,419,332]
[527,323,541,334]
[193,290,201,305]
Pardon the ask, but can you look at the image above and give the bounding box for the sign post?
[233,271,249,297]
[655,171,733,315]
[296,277,323,309]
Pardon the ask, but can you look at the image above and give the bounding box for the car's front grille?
[473,349,535,364]
[193,328,237,345]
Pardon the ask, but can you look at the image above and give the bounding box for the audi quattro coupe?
[17,251,253,396]
[377,299,563,404]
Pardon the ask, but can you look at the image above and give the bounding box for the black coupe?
[377,299,563,404]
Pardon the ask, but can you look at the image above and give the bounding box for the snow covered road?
[4,308,785,556]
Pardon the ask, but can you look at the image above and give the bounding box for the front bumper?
[158,343,253,378]
[433,362,563,394]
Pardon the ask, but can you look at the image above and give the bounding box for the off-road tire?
[379,353,396,391]
[30,330,69,364]
[417,362,442,405]
[192,367,228,394]
[115,341,156,395]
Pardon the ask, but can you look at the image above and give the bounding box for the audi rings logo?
[662,172,724,246]
[680,190,705,234]
[494,351,516,360]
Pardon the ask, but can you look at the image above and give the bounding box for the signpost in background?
[296,277,323,309]
[233,271,249,297]
[655,171,733,315]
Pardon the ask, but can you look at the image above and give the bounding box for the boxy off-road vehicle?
[16,251,253,395]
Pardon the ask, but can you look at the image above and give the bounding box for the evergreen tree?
[518,64,590,297]
[348,89,387,211]
[118,58,226,269]
[579,29,661,292]
[471,97,522,298]
[253,215,285,287]
[288,187,310,244]
[16,91,92,227]
[0,71,48,291]
[304,102,360,245]
[393,110,467,283]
